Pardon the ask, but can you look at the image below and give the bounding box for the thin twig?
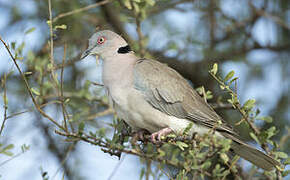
[209,72,260,134]
[0,36,64,130]
[130,0,145,57]
[107,154,126,180]
[52,0,111,22]
[48,0,57,84]
[60,43,68,131]
[52,143,76,180]
[157,164,174,180]
[0,148,28,166]
[86,108,113,120]
[5,100,61,120]
[249,2,290,30]
[0,74,8,135]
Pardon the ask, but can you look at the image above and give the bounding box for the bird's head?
[81,30,132,60]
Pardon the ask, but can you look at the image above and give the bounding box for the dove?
[81,30,280,171]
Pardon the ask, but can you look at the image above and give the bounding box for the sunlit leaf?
[211,63,218,75]
[243,99,255,110]
[25,27,36,34]
[31,87,40,96]
[250,132,259,144]
[224,70,235,82]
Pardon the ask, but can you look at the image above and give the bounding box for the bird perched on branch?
[81,30,280,171]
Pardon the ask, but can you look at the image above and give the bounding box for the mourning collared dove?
[81,30,280,171]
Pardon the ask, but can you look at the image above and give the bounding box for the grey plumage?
[81,30,280,171]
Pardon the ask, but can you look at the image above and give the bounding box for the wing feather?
[133,59,236,135]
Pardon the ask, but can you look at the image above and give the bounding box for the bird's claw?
[131,130,148,145]
[150,127,173,144]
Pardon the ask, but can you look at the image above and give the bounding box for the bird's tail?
[222,133,280,171]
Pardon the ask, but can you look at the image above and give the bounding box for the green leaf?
[123,0,132,9]
[257,116,273,123]
[25,27,36,34]
[243,99,256,110]
[11,42,16,50]
[64,98,70,104]
[133,2,140,13]
[183,123,193,135]
[98,128,106,137]
[3,144,14,151]
[224,70,235,82]
[16,42,25,55]
[229,77,238,85]
[145,0,155,6]
[201,160,211,169]
[31,87,40,96]
[250,132,260,144]
[220,153,229,163]
[274,151,288,159]
[24,72,33,75]
[285,157,290,165]
[176,141,188,151]
[139,168,145,180]
[78,122,85,134]
[282,170,290,177]
[21,144,30,153]
[211,63,218,75]
[55,24,67,30]
[46,20,51,26]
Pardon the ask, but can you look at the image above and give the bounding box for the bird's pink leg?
[151,127,173,143]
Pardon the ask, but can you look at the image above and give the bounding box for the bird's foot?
[131,129,148,145]
[151,127,173,144]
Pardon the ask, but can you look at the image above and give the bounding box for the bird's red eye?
[97,36,106,44]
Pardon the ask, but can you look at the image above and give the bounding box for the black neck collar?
[117,45,132,54]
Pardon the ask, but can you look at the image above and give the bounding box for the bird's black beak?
[81,49,91,59]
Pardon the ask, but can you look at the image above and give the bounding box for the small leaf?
[285,157,290,165]
[3,144,14,151]
[145,0,155,6]
[229,77,238,85]
[55,24,67,30]
[201,160,211,169]
[64,98,70,104]
[133,2,140,13]
[46,20,51,26]
[220,153,229,163]
[243,99,256,110]
[257,116,273,123]
[24,72,33,75]
[176,141,188,151]
[78,122,85,134]
[224,71,235,82]
[183,123,193,135]
[211,63,218,75]
[11,42,16,50]
[25,27,36,34]
[123,0,132,9]
[31,87,40,96]
[250,132,260,144]
[274,151,288,159]
[282,170,290,177]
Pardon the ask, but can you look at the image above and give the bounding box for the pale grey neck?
[102,53,137,89]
